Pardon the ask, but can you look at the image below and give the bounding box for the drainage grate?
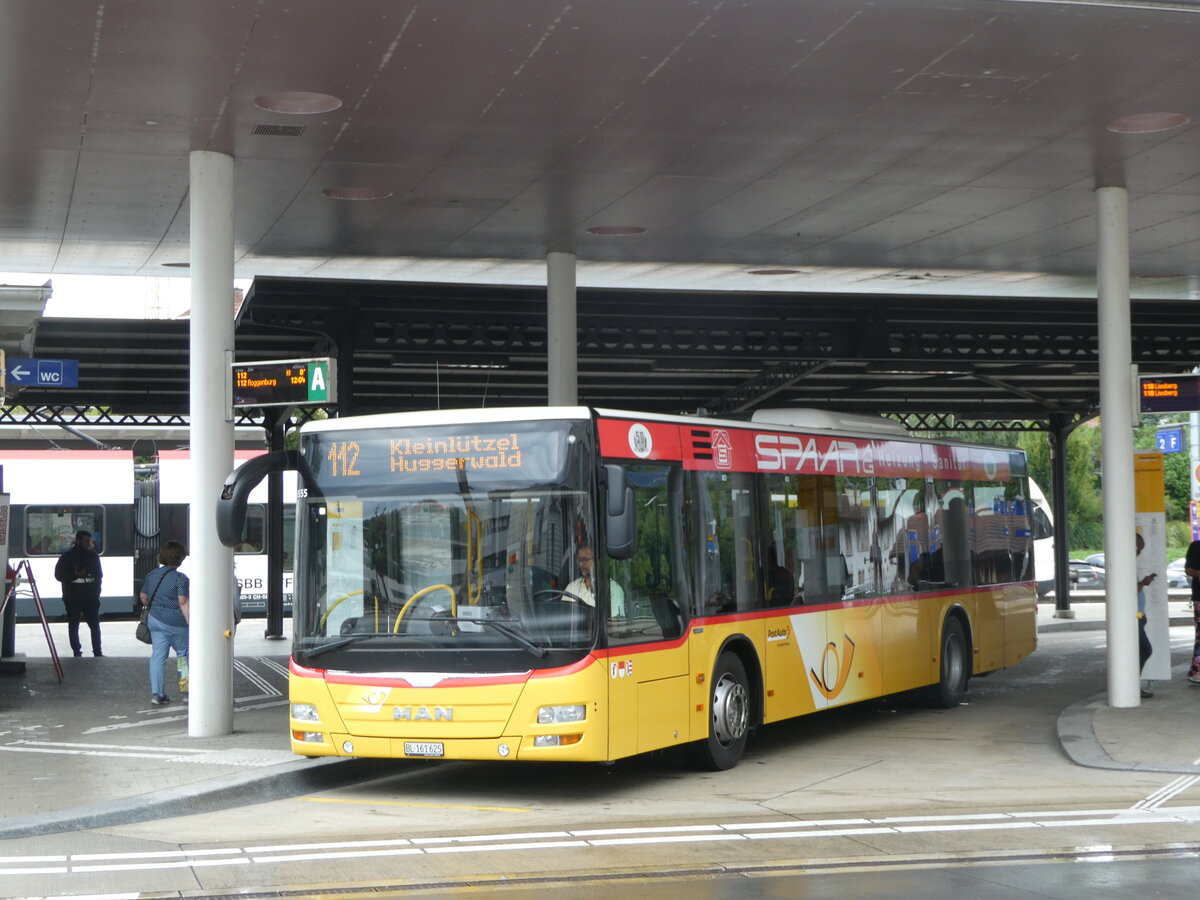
[253,123,305,137]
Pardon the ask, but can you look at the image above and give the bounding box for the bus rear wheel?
[689,652,751,771]
[925,617,968,708]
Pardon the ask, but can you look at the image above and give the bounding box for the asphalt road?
[3,627,1200,899]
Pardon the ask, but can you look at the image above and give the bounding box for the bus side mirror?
[216,449,298,547]
[604,464,636,560]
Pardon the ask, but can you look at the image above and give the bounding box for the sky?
[0,273,253,319]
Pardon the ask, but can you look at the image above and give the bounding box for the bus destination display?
[231,357,335,408]
[308,423,572,490]
[1140,374,1200,413]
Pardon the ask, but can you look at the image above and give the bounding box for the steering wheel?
[532,588,588,605]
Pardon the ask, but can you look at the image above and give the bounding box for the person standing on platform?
[1135,533,1156,698]
[139,541,190,706]
[1185,537,1200,684]
[54,530,103,658]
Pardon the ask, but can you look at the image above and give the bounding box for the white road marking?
[0,739,295,767]
[1132,752,1200,810]
[4,805,1200,878]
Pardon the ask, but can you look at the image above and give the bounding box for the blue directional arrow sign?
[6,357,79,388]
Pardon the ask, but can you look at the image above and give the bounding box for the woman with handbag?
[139,540,190,706]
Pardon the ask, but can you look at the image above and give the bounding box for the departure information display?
[1140,374,1200,413]
[231,357,336,408]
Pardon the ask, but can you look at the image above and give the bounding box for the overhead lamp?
[1106,112,1190,134]
[747,268,802,276]
[253,92,343,114]
[586,225,646,236]
[320,187,394,201]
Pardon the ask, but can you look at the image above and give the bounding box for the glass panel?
[837,476,878,599]
[295,486,596,655]
[607,464,688,644]
[236,505,265,553]
[763,473,844,606]
[931,481,972,588]
[876,476,921,595]
[687,471,759,615]
[24,506,106,556]
[972,481,1014,585]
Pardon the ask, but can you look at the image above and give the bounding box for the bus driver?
[565,546,625,617]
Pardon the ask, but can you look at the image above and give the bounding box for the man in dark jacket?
[54,530,103,657]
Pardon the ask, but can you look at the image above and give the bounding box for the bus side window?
[607,464,686,644]
[685,470,760,615]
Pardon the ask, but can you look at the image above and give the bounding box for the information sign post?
[229,357,336,415]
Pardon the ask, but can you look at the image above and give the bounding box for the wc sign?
[5,357,79,388]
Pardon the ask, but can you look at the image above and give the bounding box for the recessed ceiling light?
[161,262,190,268]
[253,92,343,115]
[1106,112,1190,134]
[586,225,647,236]
[320,186,394,200]
[747,268,802,276]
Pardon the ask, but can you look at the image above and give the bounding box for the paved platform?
[0,600,1196,840]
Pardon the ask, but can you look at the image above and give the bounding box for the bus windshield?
[293,420,597,664]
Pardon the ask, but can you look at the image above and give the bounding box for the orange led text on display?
[1142,381,1180,399]
[326,441,361,478]
[390,434,523,473]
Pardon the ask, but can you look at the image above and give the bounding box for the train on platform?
[0,448,294,620]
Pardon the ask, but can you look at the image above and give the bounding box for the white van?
[1029,479,1055,596]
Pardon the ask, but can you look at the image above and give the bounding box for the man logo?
[393,706,453,721]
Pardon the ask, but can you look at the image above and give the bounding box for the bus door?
[760,472,829,721]
[820,474,883,705]
[683,468,764,734]
[603,464,690,759]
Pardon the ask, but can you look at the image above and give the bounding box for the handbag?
[135,607,152,644]
[135,569,167,644]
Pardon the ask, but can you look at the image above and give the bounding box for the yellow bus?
[218,406,1037,770]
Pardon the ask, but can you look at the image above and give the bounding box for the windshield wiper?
[455,616,547,658]
[301,633,386,660]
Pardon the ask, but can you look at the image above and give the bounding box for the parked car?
[1084,552,1105,569]
[1167,557,1190,588]
[1069,559,1106,590]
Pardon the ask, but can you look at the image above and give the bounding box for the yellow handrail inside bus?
[318,589,366,630]
[392,583,458,633]
[466,510,483,605]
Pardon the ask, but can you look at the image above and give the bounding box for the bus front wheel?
[689,652,751,771]
[925,617,968,708]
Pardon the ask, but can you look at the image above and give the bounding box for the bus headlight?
[537,704,585,724]
[291,703,320,723]
[534,734,583,747]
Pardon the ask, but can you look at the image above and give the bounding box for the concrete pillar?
[547,251,577,406]
[1096,185,1139,709]
[188,150,236,736]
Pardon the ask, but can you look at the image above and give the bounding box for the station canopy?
[6,276,1200,435]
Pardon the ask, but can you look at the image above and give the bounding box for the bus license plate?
[404,741,444,758]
